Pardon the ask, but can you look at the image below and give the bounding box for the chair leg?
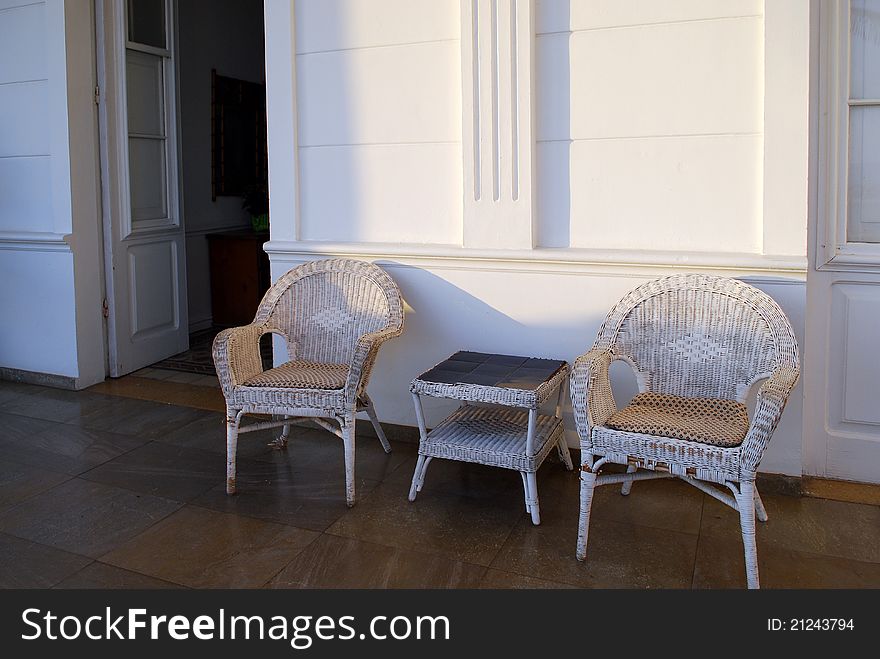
[576,469,597,561]
[754,485,769,522]
[269,416,290,450]
[526,471,541,525]
[620,464,637,495]
[225,407,242,495]
[364,396,392,453]
[519,472,530,512]
[736,480,760,589]
[556,437,574,471]
[408,455,432,501]
[341,414,356,507]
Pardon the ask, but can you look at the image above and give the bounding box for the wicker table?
[408,351,573,524]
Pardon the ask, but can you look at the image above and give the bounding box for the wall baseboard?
[755,472,804,498]
[801,475,880,506]
[189,317,214,333]
[0,366,79,390]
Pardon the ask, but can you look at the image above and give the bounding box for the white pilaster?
[461,0,536,249]
[264,0,300,243]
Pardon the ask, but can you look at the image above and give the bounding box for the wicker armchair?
[213,258,404,507]
[570,274,799,588]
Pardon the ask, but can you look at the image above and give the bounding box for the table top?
[411,351,568,408]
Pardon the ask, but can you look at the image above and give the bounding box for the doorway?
[97,0,270,381]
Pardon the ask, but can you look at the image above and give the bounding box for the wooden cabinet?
[206,230,270,326]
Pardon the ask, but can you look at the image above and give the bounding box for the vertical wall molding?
[461,0,535,249]
[762,0,811,259]
[264,0,300,243]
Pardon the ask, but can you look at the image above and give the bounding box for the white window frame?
[114,0,180,237]
[818,0,880,270]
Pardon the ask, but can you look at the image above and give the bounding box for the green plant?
[242,183,269,232]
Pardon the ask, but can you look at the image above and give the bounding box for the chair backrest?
[253,259,403,365]
[594,274,799,402]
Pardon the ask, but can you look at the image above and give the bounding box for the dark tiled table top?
[414,351,567,391]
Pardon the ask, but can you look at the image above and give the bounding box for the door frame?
[803,0,880,483]
[95,0,188,376]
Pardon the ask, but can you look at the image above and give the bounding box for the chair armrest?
[570,347,617,442]
[344,326,402,401]
[739,365,800,478]
[212,323,284,396]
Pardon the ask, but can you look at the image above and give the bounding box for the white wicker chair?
[570,274,800,588]
[212,258,404,507]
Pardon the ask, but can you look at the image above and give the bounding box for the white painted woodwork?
[850,0,880,99]
[835,285,880,426]
[127,137,167,223]
[264,0,299,243]
[806,275,880,484]
[847,0,880,243]
[534,140,568,247]
[804,0,880,483]
[762,0,811,258]
[263,240,806,273]
[817,0,880,262]
[97,0,188,376]
[848,106,880,242]
[460,0,536,249]
[0,249,79,376]
[128,239,179,337]
[0,0,100,382]
[125,50,164,135]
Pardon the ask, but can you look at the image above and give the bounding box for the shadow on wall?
[536,0,571,248]
[365,260,641,429]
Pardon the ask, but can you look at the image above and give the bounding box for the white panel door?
[97,0,187,376]
[805,0,880,483]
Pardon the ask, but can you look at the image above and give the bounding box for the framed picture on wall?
[211,69,267,200]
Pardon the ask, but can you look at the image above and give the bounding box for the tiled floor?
[0,378,879,589]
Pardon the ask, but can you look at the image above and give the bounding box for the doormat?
[154,327,273,375]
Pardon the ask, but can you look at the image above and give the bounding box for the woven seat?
[570,274,800,588]
[242,360,348,390]
[605,392,748,448]
[213,258,404,506]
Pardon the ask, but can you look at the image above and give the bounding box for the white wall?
[294,0,462,244]
[0,0,104,386]
[178,0,266,330]
[536,0,765,252]
[270,2,811,475]
[270,255,805,476]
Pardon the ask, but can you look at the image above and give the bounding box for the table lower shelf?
[419,405,564,473]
